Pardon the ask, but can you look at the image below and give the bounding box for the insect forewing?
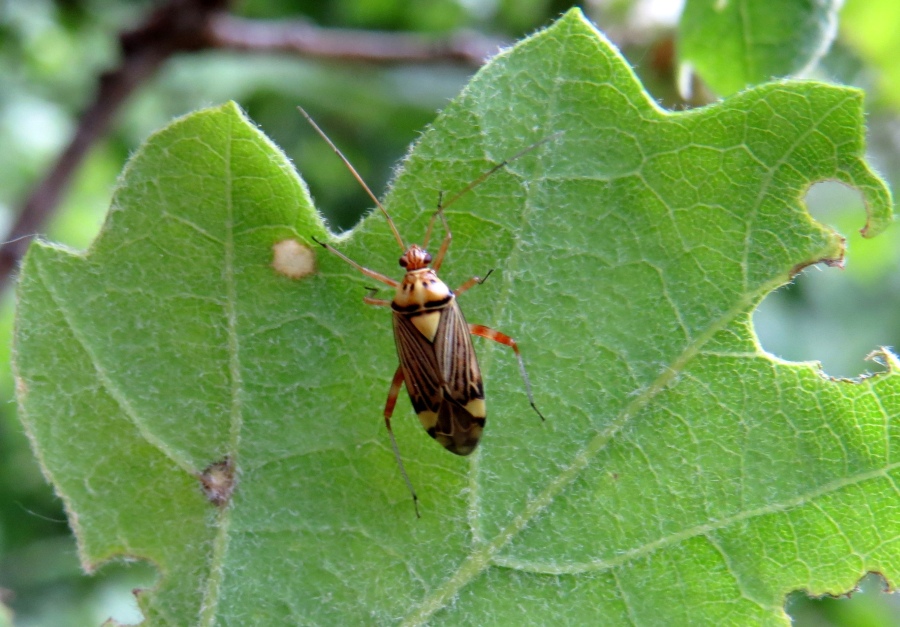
[393,300,485,455]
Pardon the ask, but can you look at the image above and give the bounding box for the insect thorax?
[392,269,453,314]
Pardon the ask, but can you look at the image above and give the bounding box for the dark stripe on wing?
[393,313,442,414]
[434,300,485,408]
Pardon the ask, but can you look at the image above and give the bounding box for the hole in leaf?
[786,572,900,626]
[92,559,157,626]
[753,181,900,378]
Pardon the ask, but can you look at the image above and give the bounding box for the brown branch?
[1,4,504,293]
[0,0,228,292]
[206,15,504,66]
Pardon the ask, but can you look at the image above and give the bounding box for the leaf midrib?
[199,117,241,627]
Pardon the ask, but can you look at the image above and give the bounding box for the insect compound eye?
[424,252,433,264]
[399,256,408,268]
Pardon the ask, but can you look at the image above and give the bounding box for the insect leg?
[363,287,393,307]
[453,269,494,297]
[312,236,399,288]
[384,366,420,518]
[468,324,545,422]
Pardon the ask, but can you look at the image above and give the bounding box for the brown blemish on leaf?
[199,456,235,507]
[272,239,316,279]
[818,348,898,385]
[789,236,845,278]
[866,347,900,371]
[787,571,893,608]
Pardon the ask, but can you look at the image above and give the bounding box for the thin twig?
[207,15,503,66]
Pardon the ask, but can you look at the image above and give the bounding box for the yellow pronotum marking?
[393,269,452,311]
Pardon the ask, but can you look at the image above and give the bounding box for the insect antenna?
[437,131,563,213]
[297,106,406,252]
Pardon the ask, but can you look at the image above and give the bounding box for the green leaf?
[14,8,896,625]
[679,0,842,96]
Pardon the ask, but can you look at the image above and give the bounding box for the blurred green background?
[0,1,898,625]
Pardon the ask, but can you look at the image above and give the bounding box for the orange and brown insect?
[300,107,549,516]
